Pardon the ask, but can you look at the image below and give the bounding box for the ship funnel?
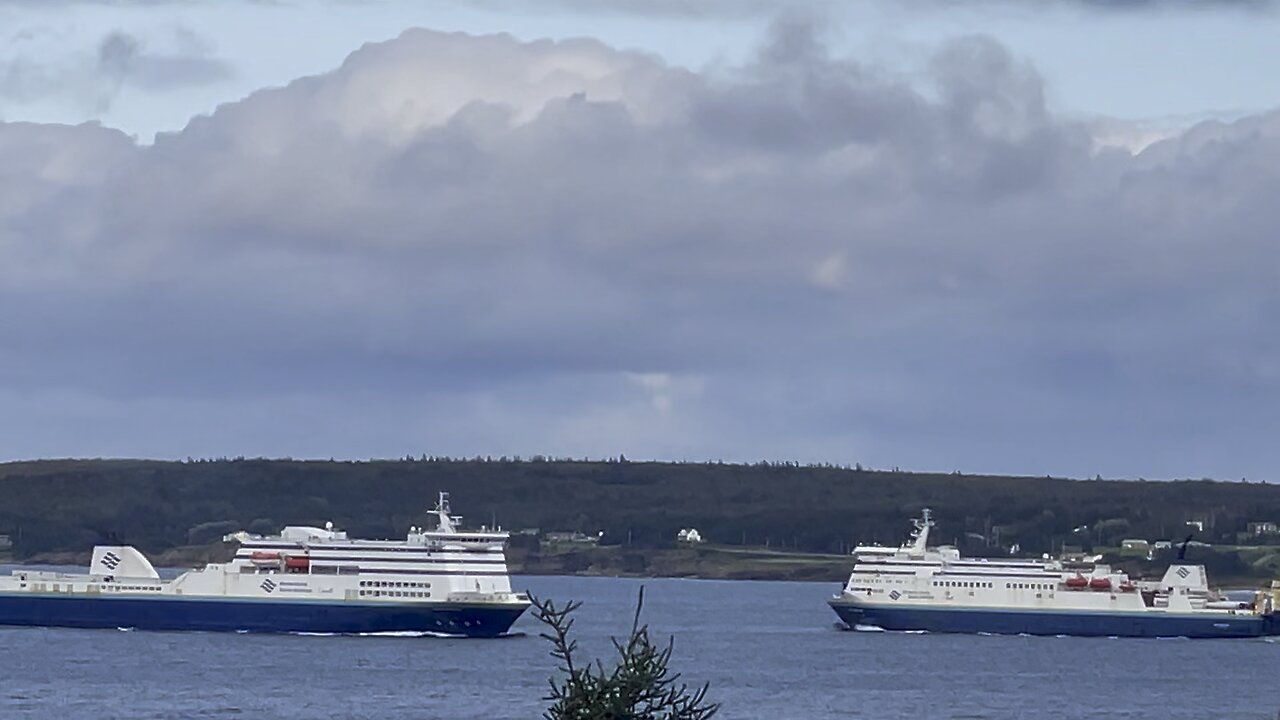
[90,546,160,579]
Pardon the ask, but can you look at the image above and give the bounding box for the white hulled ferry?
[0,492,530,637]
[829,509,1280,638]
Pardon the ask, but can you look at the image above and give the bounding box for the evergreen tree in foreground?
[531,588,719,720]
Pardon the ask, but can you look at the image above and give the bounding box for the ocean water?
[2,574,1278,719]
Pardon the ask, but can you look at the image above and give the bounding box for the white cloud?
[2,25,1280,479]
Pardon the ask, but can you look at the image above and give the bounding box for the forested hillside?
[1,458,1278,562]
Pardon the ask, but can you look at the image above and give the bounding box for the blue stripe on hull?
[829,601,1268,639]
[0,594,528,638]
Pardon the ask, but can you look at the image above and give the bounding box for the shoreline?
[8,543,856,583]
[10,543,1276,588]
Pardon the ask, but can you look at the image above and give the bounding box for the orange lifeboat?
[284,555,310,572]
[1089,577,1112,591]
[1118,581,1137,593]
[249,551,281,565]
[1064,575,1088,589]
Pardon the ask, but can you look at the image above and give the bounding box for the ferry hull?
[829,600,1272,639]
[0,593,528,638]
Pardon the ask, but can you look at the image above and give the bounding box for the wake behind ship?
[829,509,1280,638]
[0,492,530,637]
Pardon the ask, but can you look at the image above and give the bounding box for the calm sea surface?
[1,573,1278,719]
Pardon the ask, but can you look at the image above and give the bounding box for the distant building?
[677,528,705,544]
[1120,539,1150,552]
[1248,522,1279,536]
[544,531,599,545]
[0,534,10,550]
[1153,541,1173,550]
[1185,520,1205,532]
[1058,545,1087,563]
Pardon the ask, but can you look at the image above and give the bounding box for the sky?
[2,0,1280,480]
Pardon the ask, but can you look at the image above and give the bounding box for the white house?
[677,528,705,544]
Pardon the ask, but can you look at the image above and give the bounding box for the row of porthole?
[360,590,430,598]
[934,581,992,588]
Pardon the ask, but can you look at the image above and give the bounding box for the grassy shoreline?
[13,542,854,583]
[12,541,1278,587]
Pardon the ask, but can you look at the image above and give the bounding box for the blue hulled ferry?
[0,493,530,637]
[829,510,1280,638]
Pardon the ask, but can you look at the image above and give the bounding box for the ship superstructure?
[828,509,1279,638]
[0,492,530,637]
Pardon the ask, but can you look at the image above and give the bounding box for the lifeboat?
[1064,575,1088,589]
[1118,581,1137,593]
[1089,577,1112,591]
[249,551,281,566]
[283,555,310,571]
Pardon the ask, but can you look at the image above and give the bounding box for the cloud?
[97,30,232,92]
[2,24,1280,478]
[0,27,232,112]
[436,0,1280,16]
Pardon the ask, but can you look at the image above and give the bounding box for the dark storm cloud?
[1,24,1279,477]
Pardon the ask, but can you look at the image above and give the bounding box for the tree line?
[1,458,1279,560]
